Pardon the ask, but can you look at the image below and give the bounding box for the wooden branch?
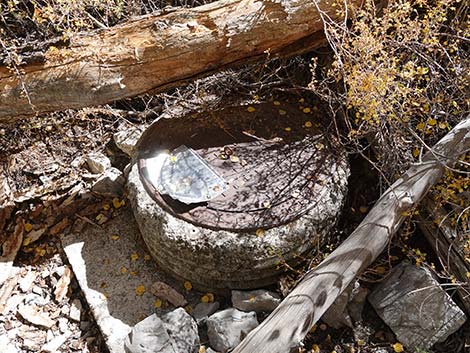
[233,116,470,353]
[418,196,470,313]
[0,0,360,120]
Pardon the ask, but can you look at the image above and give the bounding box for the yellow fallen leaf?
[206,293,215,303]
[24,223,33,232]
[302,107,311,113]
[249,295,256,302]
[154,299,162,308]
[201,295,210,303]
[22,237,31,246]
[311,344,320,353]
[112,198,125,209]
[256,229,265,237]
[144,254,151,261]
[359,206,368,213]
[130,253,139,261]
[120,266,128,274]
[284,127,291,132]
[111,234,120,241]
[438,121,448,129]
[427,118,437,126]
[247,106,256,113]
[310,324,317,333]
[356,339,365,346]
[298,98,305,103]
[375,266,386,274]
[416,122,425,130]
[273,101,281,106]
[278,109,287,115]
[102,203,110,211]
[413,147,420,158]
[184,281,193,291]
[392,342,404,353]
[135,285,145,296]
[130,271,138,276]
[304,121,313,128]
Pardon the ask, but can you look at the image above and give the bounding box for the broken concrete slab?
[62,207,200,353]
[206,308,259,353]
[369,262,467,351]
[231,289,281,313]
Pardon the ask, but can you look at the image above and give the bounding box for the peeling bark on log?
[233,116,470,353]
[0,0,359,120]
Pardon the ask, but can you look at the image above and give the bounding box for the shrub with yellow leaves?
[310,0,468,180]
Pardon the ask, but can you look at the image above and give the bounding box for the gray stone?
[206,308,259,353]
[125,310,199,353]
[114,128,143,157]
[321,280,369,328]
[127,157,349,289]
[92,167,125,196]
[86,152,111,174]
[369,262,467,351]
[162,308,200,353]
[124,314,173,353]
[231,289,281,313]
[192,302,220,323]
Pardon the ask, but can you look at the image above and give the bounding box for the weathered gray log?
[233,116,470,353]
[0,0,359,120]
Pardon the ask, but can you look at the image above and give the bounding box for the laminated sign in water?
[145,145,228,204]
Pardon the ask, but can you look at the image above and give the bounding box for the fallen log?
[233,116,470,353]
[418,196,470,313]
[0,0,359,120]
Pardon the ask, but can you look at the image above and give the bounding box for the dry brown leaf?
[49,218,70,235]
[150,281,188,307]
[54,266,72,302]
[0,273,19,314]
[18,304,55,329]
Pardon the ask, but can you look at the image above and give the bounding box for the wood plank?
[233,116,470,353]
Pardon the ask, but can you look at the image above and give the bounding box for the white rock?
[369,262,467,351]
[42,333,70,353]
[114,128,143,157]
[231,289,281,313]
[206,308,259,353]
[69,299,82,322]
[162,308,200,353]
[0,333,18,353]
[125,309,199,353]
[92,167,125,196]
[86,152,111,174]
